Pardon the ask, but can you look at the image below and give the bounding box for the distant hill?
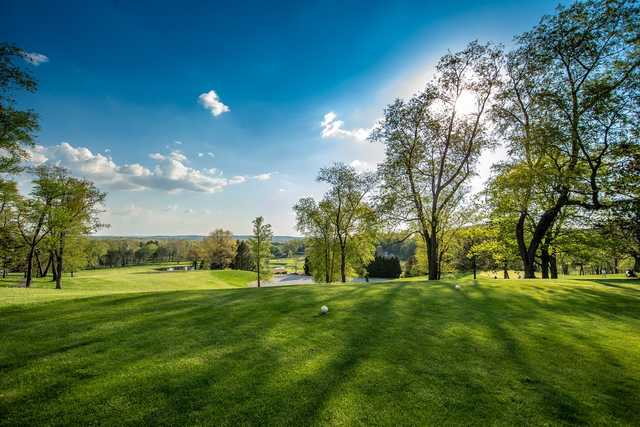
[90,235,302,243]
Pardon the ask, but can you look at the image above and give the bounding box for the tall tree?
[491,0,640,277]
[249,217,272,287]
[0,180,23,278]
[317,163,378,282]
[372,41,502,280]
[0,43,39,173]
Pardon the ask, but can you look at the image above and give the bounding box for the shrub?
[367,255,401,279]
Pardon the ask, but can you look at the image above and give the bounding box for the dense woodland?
[1,0,639,288]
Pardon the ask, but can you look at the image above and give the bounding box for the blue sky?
[4,0,560,235]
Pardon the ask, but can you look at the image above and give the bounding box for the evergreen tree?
[232,240,255,271]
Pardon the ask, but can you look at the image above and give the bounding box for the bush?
[367,255,401,279]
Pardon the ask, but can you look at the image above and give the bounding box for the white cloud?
[207,152,215,158]
[278,188,285,192]
[349,160,375,174]
[104,148,111,153]
[174,140,183,145]
[28,145,48,165]
[321,111,371,143]
[27,142,252,193]
[198,90,230,117]
[168,150,187,162]
[197,152,204,157]
[22,52,49,66]
[229,175,246,184]
[253,173,272,181]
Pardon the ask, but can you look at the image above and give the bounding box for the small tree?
[249,217,272,287]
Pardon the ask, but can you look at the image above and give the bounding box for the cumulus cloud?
[27,142,253,193]
[207,152,215,158]
[253,173,272,181]
[321,111,371,143]
[198,90,230,117]
[197,152,204,157]
[22,52,49,66]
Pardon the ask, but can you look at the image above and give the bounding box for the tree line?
[295,0,640,281]
[2,1,639,285]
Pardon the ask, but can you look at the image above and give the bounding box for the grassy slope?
[0,265,256,306]
[0,268,639,425]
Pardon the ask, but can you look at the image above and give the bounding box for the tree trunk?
[472,255,477,280]
[634,255,640,273]
[427,232,439,281]
[503,262,509,279]
[324,244,330,283]
[51,253,58,283]
[25,246,36,288]
[613,257,619,274]
[562,263,569,275]
[516,200,564,279]
[35,251,44,278]
[550,251,558,279]
[55,234,65,290]
[516,212,535,279]
[256,240,261,288]
[42,255,52,277]
[339,243,347,283]
[540,245,550,279]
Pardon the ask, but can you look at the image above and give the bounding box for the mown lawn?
[0,264,256,306]
[269,256,305,273]
[0,267,638,425]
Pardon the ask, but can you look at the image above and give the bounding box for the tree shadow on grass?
[1,281,639,425]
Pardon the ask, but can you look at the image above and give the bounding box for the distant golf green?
[1,267,638,425]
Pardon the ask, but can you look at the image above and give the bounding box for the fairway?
[1,268,638,425]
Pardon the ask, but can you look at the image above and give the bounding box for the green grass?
[269,256,305,273]
[1,266,639,425]
[0,264,256,306]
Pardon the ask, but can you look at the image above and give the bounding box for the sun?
[455,90,477,116]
